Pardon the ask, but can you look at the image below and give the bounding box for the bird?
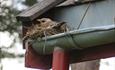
[23,18,69,41]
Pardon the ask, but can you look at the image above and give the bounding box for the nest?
[23,18,69,41]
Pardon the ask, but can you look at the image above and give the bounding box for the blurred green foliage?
[0,6,21,34]
[0,0,37,60]
[0,0,37,70]
[0,0,37,34]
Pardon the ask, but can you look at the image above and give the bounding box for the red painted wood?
[70,43,115,63]
[52,47,70,70]
[25,45,52,69]
[40,69,50,70]
[25,43,115,69]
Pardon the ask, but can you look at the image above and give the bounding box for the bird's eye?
[41,20,45,23]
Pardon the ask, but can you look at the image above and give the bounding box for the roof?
[16,0,66,22]
[16,0,104,22]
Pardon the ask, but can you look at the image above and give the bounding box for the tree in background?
[0,1,21,70]
[0,0,38,70]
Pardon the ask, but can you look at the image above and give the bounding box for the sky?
[0,32,39,70]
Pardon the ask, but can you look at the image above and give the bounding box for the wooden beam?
[70,43,115,63]
[16,0,66,22]
[52,47,70,70]
[25,43,115,69]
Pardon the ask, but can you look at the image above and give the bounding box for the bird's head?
[37,18,52,23]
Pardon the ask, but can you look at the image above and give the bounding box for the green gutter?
[30,25,115,54]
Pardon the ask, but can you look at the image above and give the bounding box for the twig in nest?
[23,18,69,41]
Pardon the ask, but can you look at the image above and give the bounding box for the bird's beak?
[37,19,42,23]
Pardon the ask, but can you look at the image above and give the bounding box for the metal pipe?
[30,25,115,54]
